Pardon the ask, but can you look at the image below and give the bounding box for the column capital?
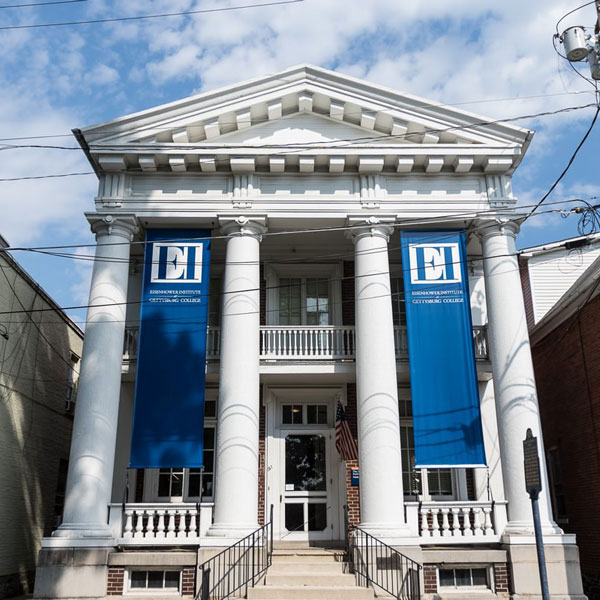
[476,217,520,242]
[346,215,396,243]
[218,215,267,240]
[86,213,139,241]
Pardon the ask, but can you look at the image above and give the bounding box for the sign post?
[523,428,550,600]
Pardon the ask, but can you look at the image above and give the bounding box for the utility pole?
[558,2,600,80]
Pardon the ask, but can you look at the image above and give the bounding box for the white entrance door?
[278,428,339,541]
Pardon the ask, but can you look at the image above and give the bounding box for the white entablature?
[77,64,532,177]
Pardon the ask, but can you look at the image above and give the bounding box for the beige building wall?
[0,243,83,598]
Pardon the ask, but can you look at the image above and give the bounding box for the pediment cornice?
[78,64,532,176]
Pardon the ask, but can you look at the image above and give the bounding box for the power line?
[555,0,598,35]
[0,197,587,256]
[524,104,600,222]
[0,262,79,375]
[0,171,94,181]
[0,0,87,8]
[0,0,304,30]
[0,90,595,143]
[0,209,589,319]
[1,102,597,155]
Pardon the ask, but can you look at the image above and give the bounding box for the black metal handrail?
[197,505,274,600]
[349,526,421,600]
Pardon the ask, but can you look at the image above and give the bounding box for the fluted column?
[480,218,561,535]
[209,216,266,537]
[55,214,137,538]
[348,216,411,538]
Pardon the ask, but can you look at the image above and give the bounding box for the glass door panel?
[282,433,331,538]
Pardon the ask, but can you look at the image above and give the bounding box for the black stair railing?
[348,526,421,600]
[197,505,273,600]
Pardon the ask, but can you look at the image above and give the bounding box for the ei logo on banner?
[409,243,462,284]
[150,243,204,283]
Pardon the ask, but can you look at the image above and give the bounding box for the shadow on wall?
[0,281,77,599]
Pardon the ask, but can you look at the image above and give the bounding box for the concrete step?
[247,585,373,599]
[268,562,347,574]
[271,550,345,562]
[264,574,356,586]
[273,541,345,550]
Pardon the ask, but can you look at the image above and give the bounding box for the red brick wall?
[466,469,475,501]
[342,261,355,326]
[493,563,510,593]
[519,257,535,331]
[532,293,600,576]
[260,264,266,326]
[344,384,360,529]
[423,565,437,594]
[181,567,195,596]
[258,386,266,526]
[134,469,144,502]
[107,567,124,596]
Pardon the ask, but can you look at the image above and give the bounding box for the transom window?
[282,404,328,426]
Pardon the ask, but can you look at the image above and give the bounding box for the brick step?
[247,585,374,599]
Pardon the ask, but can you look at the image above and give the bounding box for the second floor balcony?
[123,324,489,363]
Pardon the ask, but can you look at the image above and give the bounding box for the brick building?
[522,238,600,599]
[0,234,83,598]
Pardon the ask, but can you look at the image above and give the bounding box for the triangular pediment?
[79,64,532,175]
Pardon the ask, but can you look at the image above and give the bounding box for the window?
[208,278,221,326]
[282,404,328,426]
[155,425,216,501]
[399,387,454,499]
[279,278,329,325]
[390,276,406,326]
[51,458,69,531]
[438,567,489,589]
[265,264,342,327]
[547,446,568,522]
[128,570,180,593]
[65,353,79,413]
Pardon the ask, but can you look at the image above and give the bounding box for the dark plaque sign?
[351,469,360,487]
[523,428,542,498]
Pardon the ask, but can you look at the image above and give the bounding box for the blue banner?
[130,229,211,468]
[400,231,486,468]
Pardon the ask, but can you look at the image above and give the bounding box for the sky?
[0,0,599,326]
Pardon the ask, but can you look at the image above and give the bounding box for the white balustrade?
[407,501,504,543]
[122,325,489,362]
[111,503,214,544]
[260,326,355,359]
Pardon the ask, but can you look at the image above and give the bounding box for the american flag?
[335,400,358,461]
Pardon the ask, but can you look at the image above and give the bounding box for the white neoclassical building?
[34,65,585,600]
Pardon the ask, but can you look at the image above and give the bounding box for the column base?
[207,522,260,539]
[51,522,115,542]
[502,534,586,600]
[503,519,564,536]
[34,547,112,599]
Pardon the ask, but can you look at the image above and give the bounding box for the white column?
[349,217,412,538]
[480,219,561,535]
[209,216,266,537]
[55,214,137,539]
